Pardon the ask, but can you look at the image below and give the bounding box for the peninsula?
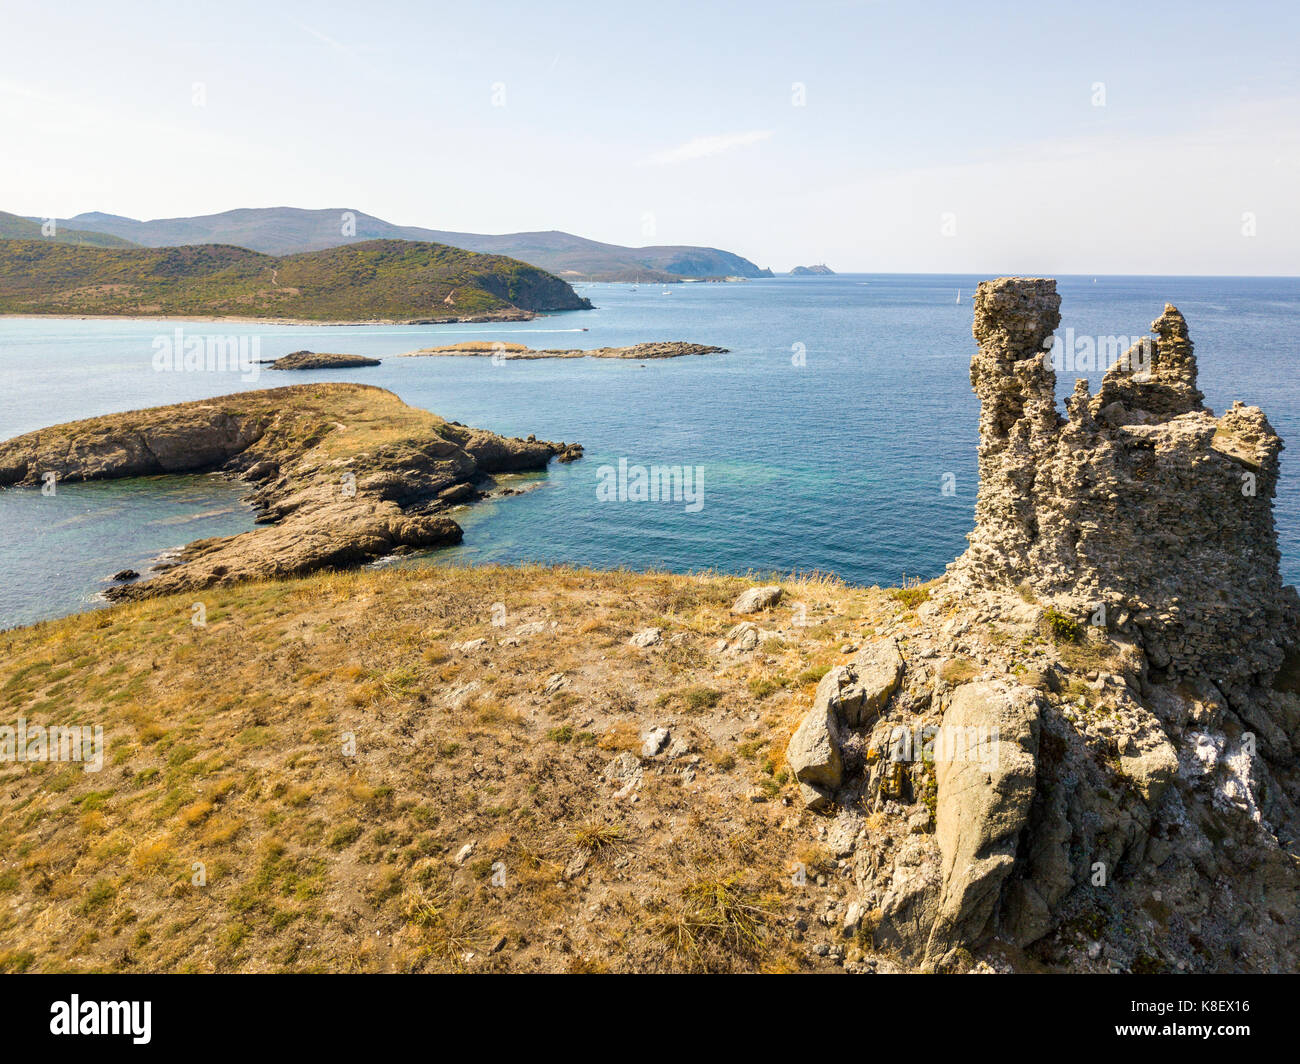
[0,383,581,599]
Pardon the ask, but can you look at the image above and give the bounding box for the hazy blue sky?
[3,0,1298,273]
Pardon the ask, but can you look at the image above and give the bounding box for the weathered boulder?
[786,702,844,793]
[628,627,662,647]
[924,681,1041,962]
[807,640,905,735]
[732,585,782,614]
[714,621,761,653]
[641,727,670,756]
[798,781,833,812]
[848,639,905,726]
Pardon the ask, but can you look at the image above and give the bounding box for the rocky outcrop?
[925,682,1041,964]
[401,341,727,361]
[268,351,381,370]
[805,280,1300,974]
[732,585,783,614]
[0,383,579,599]
[947,277,1294,692]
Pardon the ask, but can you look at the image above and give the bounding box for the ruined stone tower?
[947,277,1296,696]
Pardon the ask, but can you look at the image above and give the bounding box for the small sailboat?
[956,288,961,303]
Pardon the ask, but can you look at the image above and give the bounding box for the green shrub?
[1044,608,1083,643]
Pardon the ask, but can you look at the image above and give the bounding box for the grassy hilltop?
[0,238,592,321]
[0,565,897,974]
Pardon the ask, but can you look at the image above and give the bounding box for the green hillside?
[0,238,592,320]
[0,211,136,249]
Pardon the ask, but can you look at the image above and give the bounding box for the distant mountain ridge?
[29,207,772,282]
[0,211,136,249]
[0,238,591,322]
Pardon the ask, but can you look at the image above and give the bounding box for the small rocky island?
[400,340,727,361]
[791,264,834,275]
[266,351,381,370]
[0,383,581,599]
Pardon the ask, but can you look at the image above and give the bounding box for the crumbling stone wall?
[947,277,1296,694]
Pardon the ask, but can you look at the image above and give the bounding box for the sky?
[2,0,1298,274]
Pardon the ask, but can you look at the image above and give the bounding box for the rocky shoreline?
[0,383,582,600]
[399,340,728,361]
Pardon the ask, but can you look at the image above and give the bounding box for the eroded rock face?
[829,281,1300,973]
[949,278,1294,692]
[786,701,844,792]
[925,682,1041,963]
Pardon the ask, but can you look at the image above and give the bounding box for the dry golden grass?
[0,564,896,972]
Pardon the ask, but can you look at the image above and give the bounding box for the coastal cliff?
[2,280,1297,975]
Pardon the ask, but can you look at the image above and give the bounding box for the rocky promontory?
[0,383,581,599]
[400,340,727,361]
[784,278,1300,973]
[3,280,1298,976]
[267,351,381,370]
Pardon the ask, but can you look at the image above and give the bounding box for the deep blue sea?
[1,274,1297,629]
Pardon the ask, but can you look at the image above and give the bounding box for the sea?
[1,273,1297,630]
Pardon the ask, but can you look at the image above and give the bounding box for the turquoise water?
[0,475,256,628]
[1,274,1297,629]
